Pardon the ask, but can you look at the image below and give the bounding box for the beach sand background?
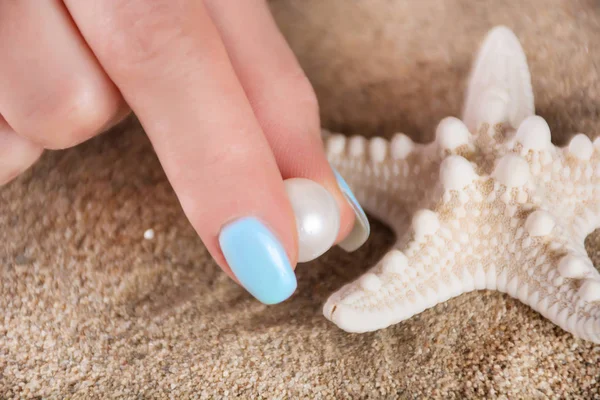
[2,0,600,397]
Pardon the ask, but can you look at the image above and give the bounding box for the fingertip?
[175,169,300,305]
[321,170,357,241]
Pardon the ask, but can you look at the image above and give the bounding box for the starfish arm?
[522,220,600,343]
[549,135,600,230]
[323,215,479,334]
[462,26,534,133]
[477,150,600,343]
[324,155,487,333]
[503,116,600,239]
[538,134,600,242]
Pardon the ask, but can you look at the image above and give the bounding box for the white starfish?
[322,26,600,343]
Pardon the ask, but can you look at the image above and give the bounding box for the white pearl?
[284,178,340,263]
[143,229,155,240]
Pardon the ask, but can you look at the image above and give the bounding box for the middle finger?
[65,0,303,303]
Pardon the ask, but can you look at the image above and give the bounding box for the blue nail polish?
[219,217,297,304]
[333,168,371,252]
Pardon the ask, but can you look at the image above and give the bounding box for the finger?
[0,0,128,150]
[204,0,370,252]
[65,0,298,304]
[0,115,43,185]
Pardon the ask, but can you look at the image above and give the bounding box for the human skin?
[0,0,359,303]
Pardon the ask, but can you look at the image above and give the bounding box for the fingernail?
[219,217,297,304]
[332,168,371,252]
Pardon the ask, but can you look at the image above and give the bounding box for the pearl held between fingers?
[284,178,341,263]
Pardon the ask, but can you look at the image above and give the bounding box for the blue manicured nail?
[333,168,371,252]
[219,217,297,304]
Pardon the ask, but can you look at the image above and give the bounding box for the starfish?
[322,26,600,343]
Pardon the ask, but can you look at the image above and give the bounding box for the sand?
[2,0,600,398]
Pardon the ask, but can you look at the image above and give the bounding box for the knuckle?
[19,79,119,149]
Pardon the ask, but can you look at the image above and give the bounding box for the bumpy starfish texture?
[322,26,600,343]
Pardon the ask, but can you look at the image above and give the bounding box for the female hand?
[0,0,369,304]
